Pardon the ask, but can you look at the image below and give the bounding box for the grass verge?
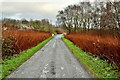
[62,37,120,78]
[1,36,53,79]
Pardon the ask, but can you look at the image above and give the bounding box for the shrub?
[2,37,19,59]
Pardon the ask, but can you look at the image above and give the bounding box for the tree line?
[2,18,52,31]
[2,18,65,33]
[56,1,120,33]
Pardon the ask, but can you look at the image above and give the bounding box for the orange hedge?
[65,32,120,69]
[2,30,51,58]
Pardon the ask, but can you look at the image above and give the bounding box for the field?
[65,32,120,69]
[2,29,51,58]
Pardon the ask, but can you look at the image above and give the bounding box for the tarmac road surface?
[7,34,93,78]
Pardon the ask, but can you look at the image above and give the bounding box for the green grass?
[62,37,120,78]
[1,36,53,79]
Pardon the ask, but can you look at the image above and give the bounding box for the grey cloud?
[1,0,79,24]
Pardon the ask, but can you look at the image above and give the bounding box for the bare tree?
[56,1,120,33]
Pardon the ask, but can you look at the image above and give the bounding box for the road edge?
[61,37,100,78]
[62,37,120,78]
[1,36,54,79]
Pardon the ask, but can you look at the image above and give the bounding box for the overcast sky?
[1,0,116,25]
[1,0,81,25]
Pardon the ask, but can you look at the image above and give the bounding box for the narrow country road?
[7,34,93,78]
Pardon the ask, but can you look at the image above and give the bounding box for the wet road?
[7,34,92,78]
